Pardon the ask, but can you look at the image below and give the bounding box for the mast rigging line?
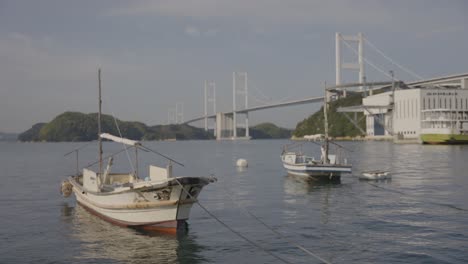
[98,69,135,174]
[139,145,185,167]
[85,145,134,169]
[108,107,136,174]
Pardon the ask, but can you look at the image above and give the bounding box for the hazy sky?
[1,0,467,133]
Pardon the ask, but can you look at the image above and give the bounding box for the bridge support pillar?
[216,113,234,140]
[245,112,249,138]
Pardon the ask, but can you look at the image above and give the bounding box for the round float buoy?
[60,180,73,197]
[236,159,248,168]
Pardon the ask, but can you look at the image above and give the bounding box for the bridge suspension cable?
[248,78,297,107]
[363,37,424,81]
[341,36,399,81]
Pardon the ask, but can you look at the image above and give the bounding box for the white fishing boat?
[281,85,352,181]
[281,150,351,180]
[61,69,215,234]
[359,170,391,180]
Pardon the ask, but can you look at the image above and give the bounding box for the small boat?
[281,85,352,181]
[281,148,352,181]
[359,170,391,180]
[61,69,215,234]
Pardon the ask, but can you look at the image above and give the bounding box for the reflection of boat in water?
[283,175,342,196]
[282,175,340,226]
[68,205,205,264]
[359,170,391,180]
[61,70,215,234]
[281,85,352,181]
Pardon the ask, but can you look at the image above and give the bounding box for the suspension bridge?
[165,32,466,140]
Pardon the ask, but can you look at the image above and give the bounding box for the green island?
[17,112,292,142]
[292,93,365,139]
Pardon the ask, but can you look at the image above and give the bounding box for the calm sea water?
[1,140,467,264]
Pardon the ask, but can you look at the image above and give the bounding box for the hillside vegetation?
[250,123,291,139]
[293,94,365,138]
[18,112,291,142]
[18,112,214,142]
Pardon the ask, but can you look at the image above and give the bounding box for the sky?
[0,0,467,133]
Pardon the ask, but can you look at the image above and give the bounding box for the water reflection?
[283,175,343,225]
[60,202,74,218]
[67,205,206,264]
[283,175,341,196]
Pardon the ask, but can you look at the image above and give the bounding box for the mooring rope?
[221,185,333,264]
[364,180,468,212]
[173,178,293,264]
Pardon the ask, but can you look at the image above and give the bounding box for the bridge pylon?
[204,80,216,135]
[175,102,184,124]
[232,72,249,139]
[336,32,365,98]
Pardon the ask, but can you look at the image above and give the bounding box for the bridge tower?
[335,32,365,97]
[167,107,176,124]
[175,102,184,124]
[233,72,249,139]
[204,80,216,135]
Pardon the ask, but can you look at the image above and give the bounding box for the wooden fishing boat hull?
[69,176,210,234]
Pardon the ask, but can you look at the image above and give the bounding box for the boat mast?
[323,82,329,164]
[98,69,103,176]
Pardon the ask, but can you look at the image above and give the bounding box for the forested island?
[292,93,365,138]
[18,112,291,142]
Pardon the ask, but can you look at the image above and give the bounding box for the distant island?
[17,112,291,142]
[0,132,18,141]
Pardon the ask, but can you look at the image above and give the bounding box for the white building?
[362,88,468,140]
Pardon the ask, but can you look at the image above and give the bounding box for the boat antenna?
[98,68,103,176]
[323,81,330,164]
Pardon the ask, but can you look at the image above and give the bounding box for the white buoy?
[236,158,248,168]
